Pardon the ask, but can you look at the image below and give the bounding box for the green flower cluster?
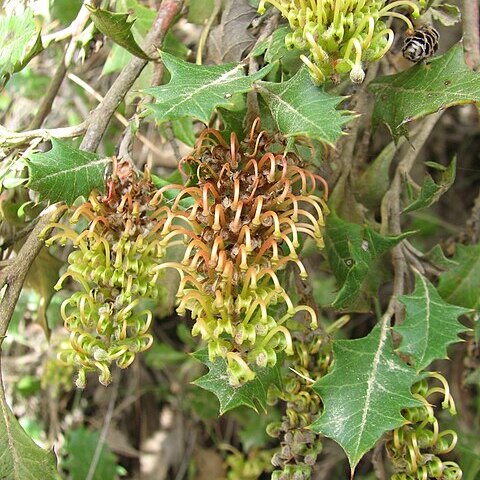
[258,0,420,84]
[42,161,165,387]
[153,121,328,386]
[387,373,462,480]
[267,322,332,480]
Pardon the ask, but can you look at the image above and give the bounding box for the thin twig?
[462,0,480,71]
[67,73,166,158]
[42,2,92,46]
[80,0,184,152]
[28,50,69,130]
[379,112,442,321]
[0,123,88,146]
[196,0,221,65]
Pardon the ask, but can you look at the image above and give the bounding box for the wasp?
[402,24,439,63]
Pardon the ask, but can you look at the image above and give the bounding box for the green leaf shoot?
[325,213,410,311]
[404,158,456,213]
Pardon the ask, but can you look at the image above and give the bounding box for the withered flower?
[153,120,329,386]
[42,160,165,387]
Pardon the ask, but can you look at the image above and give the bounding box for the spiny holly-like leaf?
[0,393,60,479]
[145,52,272,124]
[369,45,480,140]
[325,213,409,311]
[256,67,352,146]
[311,320,421,472]
[0,8,43,84]
[86,5,150,60]
[396,271,470,371]
[404,158,456,213]
[437,243,480,309]
[26,139,110,205]
[192,349,282,415]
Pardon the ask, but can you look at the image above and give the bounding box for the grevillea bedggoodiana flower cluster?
[387,373,462,480]
[152,120,328,386]
[258,0,420,84]
[42,161,165,387]
[267,323,332,480]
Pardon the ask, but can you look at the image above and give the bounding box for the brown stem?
[245,10,280,130]
[80,0,183,152]
[380,112,442,323]
[462,0,480,71]
[0,205,63,343]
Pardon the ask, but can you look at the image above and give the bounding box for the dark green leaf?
[0,392,60,479]
[86,5,150,60]
[404,158,456,213]
[165,118,196,146]
[0,8,43,84]
[146,52,272,124]
[102,1,188,75]
[355,140,402,210]
[369,45,480,140]
[324,213,409,311]
[26,139,110,205]
[50,0,83,25]
[424,244,459,271]
[192,349,282,415]
[256,67,353,145]
[437,243,480,309]
[312,321,421,471]
[396,271,470,371]
[63,427,118,480]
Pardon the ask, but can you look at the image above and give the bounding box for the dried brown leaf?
[206,0,256,64]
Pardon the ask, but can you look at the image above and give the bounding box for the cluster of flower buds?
[152,120,328,386]
[42,160,165,387]
[225,447,276,479]
[258,0,420,84]
[387,373,462,480]
[266,323,332,480]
